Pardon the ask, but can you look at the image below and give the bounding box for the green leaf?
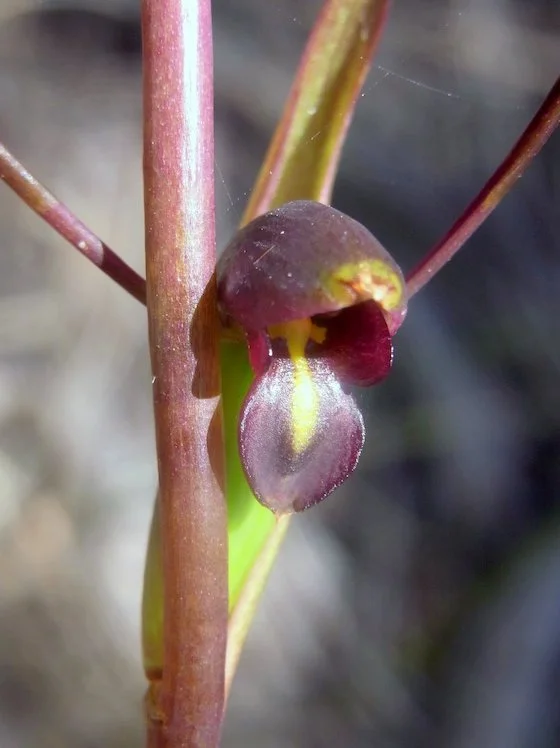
[225,0,389,692]
[243,0,389,220]
[222,340,276,606]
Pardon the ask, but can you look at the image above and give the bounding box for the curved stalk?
[0,142,146,305]
[406,76,560,298]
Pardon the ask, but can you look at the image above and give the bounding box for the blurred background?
[0,1,559,746]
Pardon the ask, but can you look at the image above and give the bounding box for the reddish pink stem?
[0,142,147,305]
[406,76,560,298]
[142,0,227,746]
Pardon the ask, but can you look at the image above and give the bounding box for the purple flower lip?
[217,200,407,514]
[239,356,366,514]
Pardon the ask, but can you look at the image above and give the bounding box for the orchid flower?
[218,199,407,513]
[1,1,558,744]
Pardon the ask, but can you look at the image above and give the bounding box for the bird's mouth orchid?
[217,200,407,514]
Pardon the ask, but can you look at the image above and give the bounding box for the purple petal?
[218,200,407,334]
[239,356,364,514]
[245,329,271,376]
[313,300,393,386]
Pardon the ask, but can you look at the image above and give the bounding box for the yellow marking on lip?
[268,318,326,454]
[322,259,404,312]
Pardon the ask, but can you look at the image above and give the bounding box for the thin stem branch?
[142,0,227,747]
[406,76,560,298]
[0,141,147,305]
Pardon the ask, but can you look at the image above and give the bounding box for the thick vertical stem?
[142,1,227,747]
